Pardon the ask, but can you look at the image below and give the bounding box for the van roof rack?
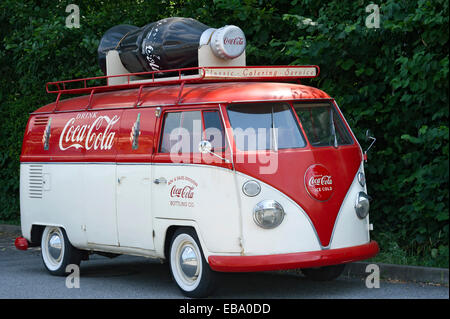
[45,65,319,111]
[46,66,319,95]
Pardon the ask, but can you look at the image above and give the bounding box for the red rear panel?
[21,110,123,163]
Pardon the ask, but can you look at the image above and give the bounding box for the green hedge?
[0,0,448,267]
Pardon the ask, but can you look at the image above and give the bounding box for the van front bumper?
[208,240,379,272]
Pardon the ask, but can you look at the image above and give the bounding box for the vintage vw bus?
[17,24,378,297]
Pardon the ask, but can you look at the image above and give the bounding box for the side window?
[203,111,225,151]
[160,112,182,153]
[180,111,203,152]
[159,110,225,154]
[294,103,353,147]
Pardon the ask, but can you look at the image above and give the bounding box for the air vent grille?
[34,116,49,126]
[28,165,43,199]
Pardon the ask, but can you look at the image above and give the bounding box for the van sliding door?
[115,108,156,250]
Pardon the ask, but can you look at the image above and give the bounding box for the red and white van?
[18,63,379,297]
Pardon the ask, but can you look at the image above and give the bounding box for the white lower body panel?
[20,162,371,261]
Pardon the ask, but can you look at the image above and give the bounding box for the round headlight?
[253,200,285,229]
[242,180,261,197]
[355,192,370,219]
[357,172,366,187]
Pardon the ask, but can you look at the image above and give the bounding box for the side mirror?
[198,140,230,163]
[363,129,376,162]
[198,140,212,154]
[365,129,373,142]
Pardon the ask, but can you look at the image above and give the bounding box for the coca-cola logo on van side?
[59,113,120,151]
[170,185,195,199]
[304,164,334,201]
[168,176,198,208]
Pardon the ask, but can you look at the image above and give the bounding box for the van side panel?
[20,162,87,247]
[20,110,124,248]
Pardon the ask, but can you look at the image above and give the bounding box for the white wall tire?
[41,226,82,276]
[169,228,216,298]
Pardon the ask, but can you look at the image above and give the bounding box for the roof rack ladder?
[134,84,144,108]
[52,92,62,113]
[176,81,186,105]
[85,89,96,111]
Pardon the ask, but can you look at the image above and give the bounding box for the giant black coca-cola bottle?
[98,17,246,75]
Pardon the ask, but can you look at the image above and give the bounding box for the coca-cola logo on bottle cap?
[304,164,334,201]
[210,25,246,59]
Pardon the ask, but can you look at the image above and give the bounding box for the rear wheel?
[169,228,216,298]
[41,226,82,276]
[301,264,346,281]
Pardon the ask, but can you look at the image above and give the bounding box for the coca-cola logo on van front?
[304,164,334,201]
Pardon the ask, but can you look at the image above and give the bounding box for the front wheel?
[169,228,216,298]
[41,226,82,276]
[301,264,346,281]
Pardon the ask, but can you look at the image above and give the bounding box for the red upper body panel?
[23,82,331,162]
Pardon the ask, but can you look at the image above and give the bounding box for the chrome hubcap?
[47,232,62,262]
[179,244,199,281]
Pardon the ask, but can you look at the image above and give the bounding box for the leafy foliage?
[0,0,448,266]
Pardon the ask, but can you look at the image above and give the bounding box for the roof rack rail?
[45,65,319,111]
[46,66,319,95]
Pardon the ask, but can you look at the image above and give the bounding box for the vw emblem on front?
[304,164,334,201]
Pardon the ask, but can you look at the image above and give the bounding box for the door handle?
[154,177,167,185]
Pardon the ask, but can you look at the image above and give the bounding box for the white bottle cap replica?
[205,25,246,60]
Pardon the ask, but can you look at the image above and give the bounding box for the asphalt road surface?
[0,230,448,299]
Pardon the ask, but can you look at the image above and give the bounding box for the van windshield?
[227,102,306,151]
[293,102,353,147]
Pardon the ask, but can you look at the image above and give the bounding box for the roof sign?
[203,66,318,80]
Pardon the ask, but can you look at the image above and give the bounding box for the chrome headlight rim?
[242,180,261,197]
[355,192,370,219]
[253,199,285,229]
